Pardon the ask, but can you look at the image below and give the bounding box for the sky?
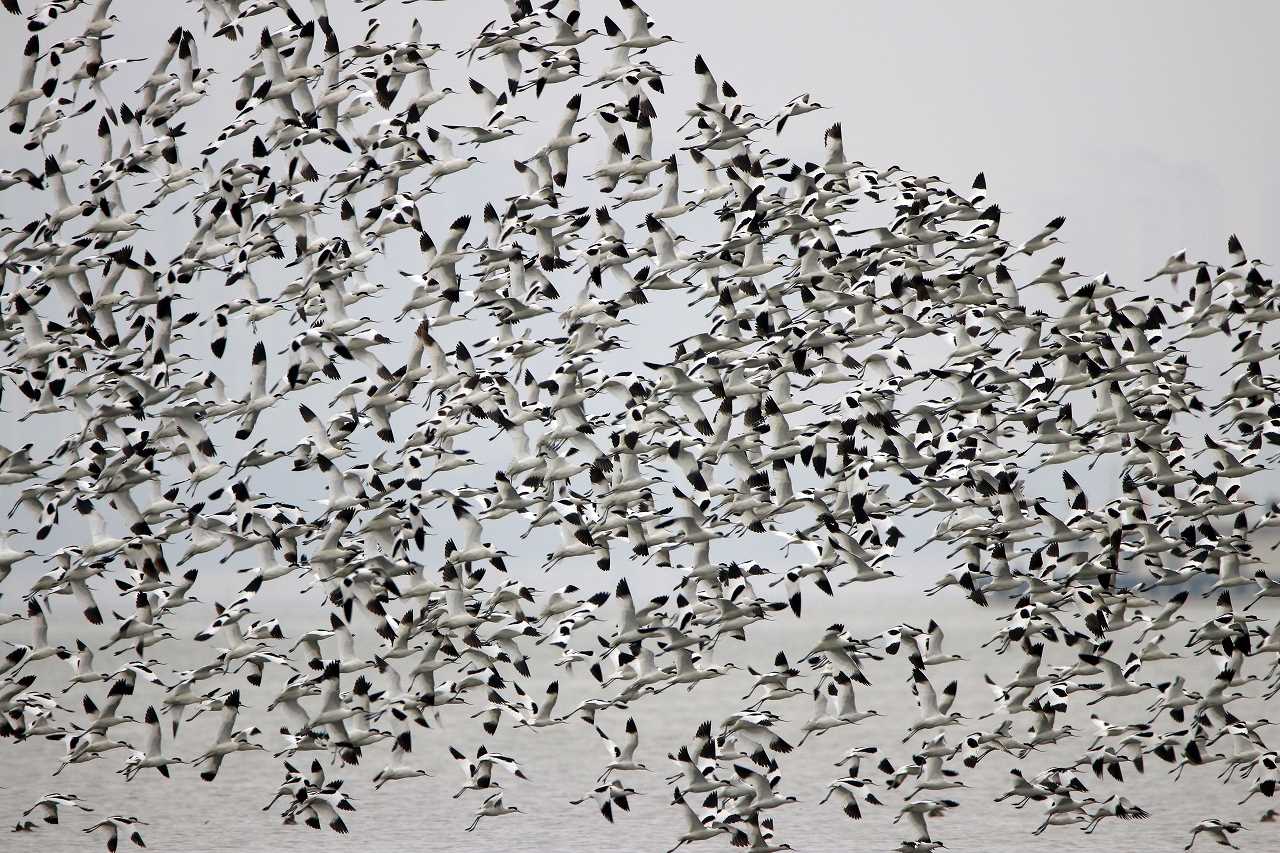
[0,0,1276,599]
[5,1,1278,284]
[646,1,1280,285]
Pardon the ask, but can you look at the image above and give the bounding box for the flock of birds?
[0,0,1278,850]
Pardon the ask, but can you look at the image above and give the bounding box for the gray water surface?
[2,594,1273,853]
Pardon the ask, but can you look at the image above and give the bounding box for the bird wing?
[913,668,939,715]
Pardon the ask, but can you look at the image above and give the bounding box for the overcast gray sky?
[3,1,1276,279]
[0,0,1275,594]
[644,1,1280,284]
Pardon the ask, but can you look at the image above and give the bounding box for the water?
[2,593,1274,852]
